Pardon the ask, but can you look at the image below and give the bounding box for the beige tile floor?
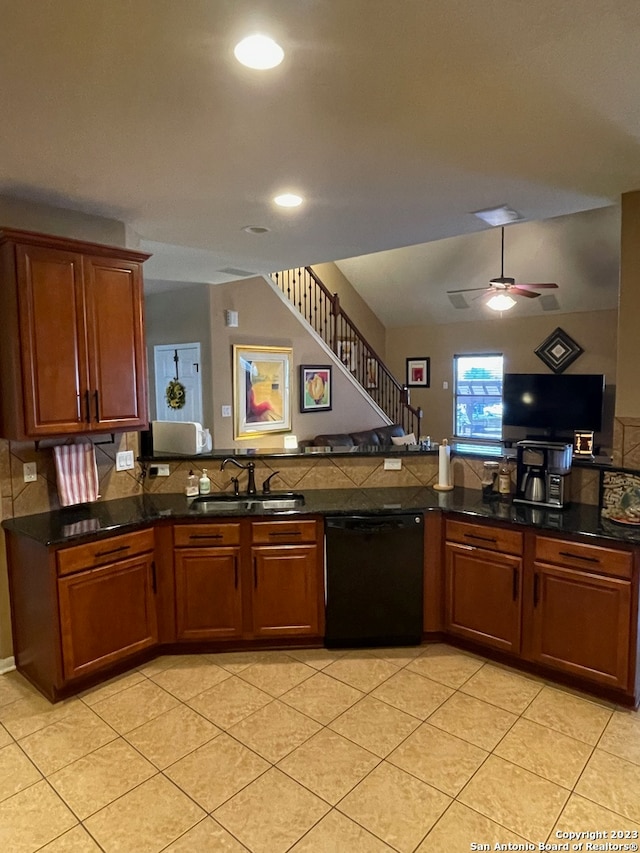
[0,643,639,852]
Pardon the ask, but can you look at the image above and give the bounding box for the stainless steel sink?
[189,493,305,513]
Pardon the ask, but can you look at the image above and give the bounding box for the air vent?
[540,294,560,311]
[448,293,469,309]
[218,267,255,278]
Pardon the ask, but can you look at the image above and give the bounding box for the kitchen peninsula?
[3,484,639,711]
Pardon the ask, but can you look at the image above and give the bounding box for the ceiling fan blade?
[514,282,559,290]
[510,287,540,299]
[447,286,491,294]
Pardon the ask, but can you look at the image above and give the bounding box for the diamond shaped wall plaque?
[534,327,584,374]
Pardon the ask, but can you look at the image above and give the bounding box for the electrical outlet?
[156,464,170,476]
[384,458,402,471]
[116,450,135,471]
[23,462,37,482]
[442,381,449,390]
[221,405,232,417]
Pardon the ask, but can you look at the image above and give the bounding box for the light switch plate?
[116,450,135,471]
[221,405,232,417]
[384,458,402,470]
[23,462,37,482]
[155,464,170,476]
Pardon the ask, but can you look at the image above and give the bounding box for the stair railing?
[271,267,422,436]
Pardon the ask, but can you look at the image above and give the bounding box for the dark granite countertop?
[3,486,640,548]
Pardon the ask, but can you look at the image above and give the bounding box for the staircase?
[271,266,422,436]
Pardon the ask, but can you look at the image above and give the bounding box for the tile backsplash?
[0,435,604,520]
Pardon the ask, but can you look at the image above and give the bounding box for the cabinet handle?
[533,573,540,607]
[268,530,301,537]
[464,533,497,544]
[189,533,223,540]
[94,390,100,422]
[253,558,258,588]
[151,560,157,594]
[512,567,519,601]
[94,545,130,558]
[76,393,81,421]
[558,550,599,564]
[85,390,91,424]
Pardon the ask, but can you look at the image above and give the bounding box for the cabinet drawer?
[535,536,633,579]
[251,519,317,545]
[57,528,154,577]
[174,523,241,548]
[446,518,523,556]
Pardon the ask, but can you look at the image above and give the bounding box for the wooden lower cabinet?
[443,518,637,702]
[445,542,522,654]
[174,548,243,640]
[58,552,158,681]
[251,544,320,637]
[172,516,324,644]
[528,537,637,690]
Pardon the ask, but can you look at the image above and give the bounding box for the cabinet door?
[530,562,631,689]
[251,545,320,638]
[16,244,89,435]
[58,553,158,681]
[445,542,522,654]
[174,548,243,641]
[83,255,148,430]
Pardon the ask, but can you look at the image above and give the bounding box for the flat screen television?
[502,373,605,435]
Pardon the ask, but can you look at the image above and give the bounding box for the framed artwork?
[299,365,332,412]
[337,339,357,372]
[233,345,292,439]
[534,327,584,374]
[599,468,640,525]
[406,357,430,388]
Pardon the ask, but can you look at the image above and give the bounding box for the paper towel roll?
[438,443,451,487]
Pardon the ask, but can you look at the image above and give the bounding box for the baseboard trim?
[0,656,16,675]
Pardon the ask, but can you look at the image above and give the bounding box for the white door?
[154,343,203,424]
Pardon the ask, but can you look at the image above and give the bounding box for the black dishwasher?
[324,514,424,648]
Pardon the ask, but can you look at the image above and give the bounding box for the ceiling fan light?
[486,293,517,311]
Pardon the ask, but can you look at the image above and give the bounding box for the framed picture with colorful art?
[299,365,332,412]
[233,345,292,439]
[406,357,430,388]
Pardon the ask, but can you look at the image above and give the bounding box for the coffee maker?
[513,440,573,509]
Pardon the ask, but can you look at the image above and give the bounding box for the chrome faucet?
[220,458,257,496]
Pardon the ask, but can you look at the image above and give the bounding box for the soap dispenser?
[185,470,199,498]
[198,468,211,495]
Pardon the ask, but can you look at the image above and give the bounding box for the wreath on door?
[165,378,186,410]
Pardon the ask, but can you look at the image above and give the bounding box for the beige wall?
[616,191,640,417]
[312,262,386,359]
[209,277,390,449]
[145,285,214,426]
[386,310,618,450]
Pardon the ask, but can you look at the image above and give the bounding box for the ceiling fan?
[448,227,559,308]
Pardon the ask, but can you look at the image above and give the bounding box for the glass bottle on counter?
[498,457,512,498]
[185,470,199,498]
[481,461,499,499]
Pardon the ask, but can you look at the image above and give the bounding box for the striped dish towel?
[53,442,100,507]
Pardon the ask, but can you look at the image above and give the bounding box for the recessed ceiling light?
[472,205,523,227]
[273,193,303,208]
[242,225,270,234]
[234,34,284,70]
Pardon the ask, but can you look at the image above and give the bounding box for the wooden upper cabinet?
[0,228,150,439]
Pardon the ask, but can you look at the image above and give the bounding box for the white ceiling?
[0,1,637,325]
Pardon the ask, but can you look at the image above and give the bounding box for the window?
[454,354,504,439]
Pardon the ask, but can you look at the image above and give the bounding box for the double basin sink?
[190,492,305,513]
